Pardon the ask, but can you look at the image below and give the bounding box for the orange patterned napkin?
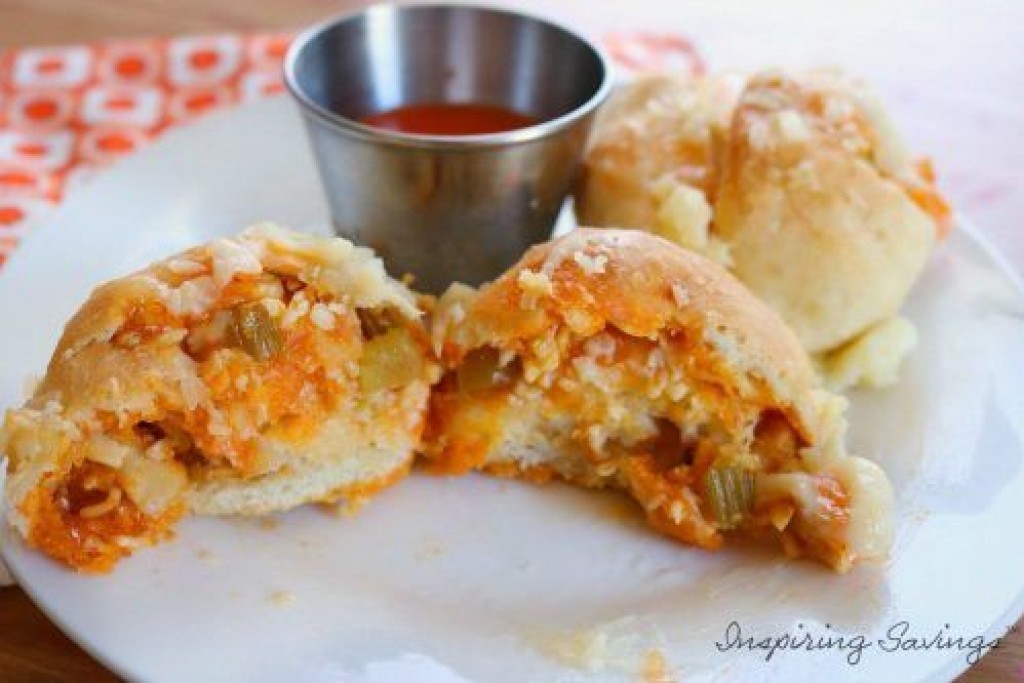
[0,31,701,270]
[0,33,293,268]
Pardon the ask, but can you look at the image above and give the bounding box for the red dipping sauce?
[360,103,537,136]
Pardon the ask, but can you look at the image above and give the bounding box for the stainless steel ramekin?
[284,3,612,292]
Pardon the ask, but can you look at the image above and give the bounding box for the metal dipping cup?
[284,4,613,293]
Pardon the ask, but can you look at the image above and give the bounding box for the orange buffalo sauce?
[360,103,536,136]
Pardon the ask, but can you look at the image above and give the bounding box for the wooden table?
[0,1,1021,681]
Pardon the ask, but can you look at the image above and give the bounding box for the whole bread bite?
[577,69,950,388]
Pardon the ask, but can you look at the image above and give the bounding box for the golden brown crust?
[50,278,162,371]
[437,228,821,436]
[713,71,938,352]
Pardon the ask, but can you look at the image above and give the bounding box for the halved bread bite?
[427,229,893,572]
[1,223,438,572]
[577,70,950,389]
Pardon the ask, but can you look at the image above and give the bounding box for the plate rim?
[1,95,1023,683]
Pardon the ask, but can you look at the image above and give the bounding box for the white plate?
[2,96,1023,683]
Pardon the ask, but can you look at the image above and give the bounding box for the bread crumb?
[540,617,668,675]
[259,517,280,531]
[195,548,221,567]
[281,292,311,329]
[210,237,262,288]
[747,118,771,150]
[670,283,690,308]
[113,535,143,549]
[668,500,685,524]
[572,250,608,275]
[416,537,445,561]
[310,303,336,331]
[743,85,786,110]
[162,275,218,317]
[261,298,286,319]
[642,649,676,683]
[823,94,855,123]
[772,109,811,143]
[517,269,554,308]
[584,333,616,359]
[319,496,366,518]
[269,590,295,607]
[563,308,600,335]
[166,258,206,276]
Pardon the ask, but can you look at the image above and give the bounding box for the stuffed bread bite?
[1,224,437,572]
[576,70,951,389]
[427,229,893,572]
